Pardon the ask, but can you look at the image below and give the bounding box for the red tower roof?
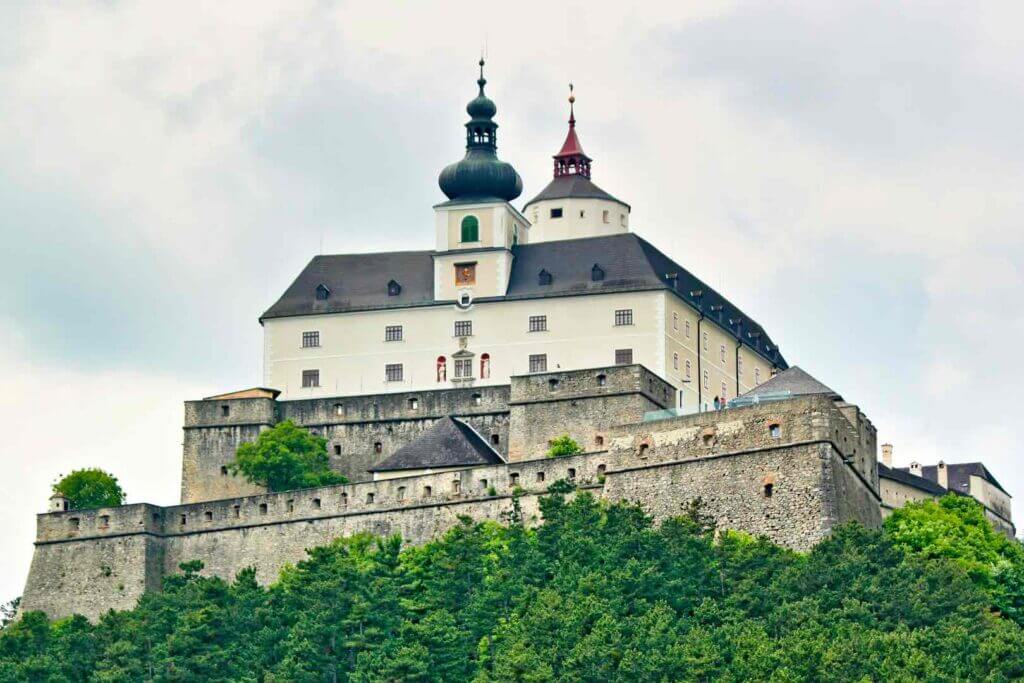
[553,84,592,178]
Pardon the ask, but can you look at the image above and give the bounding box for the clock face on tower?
[455,263,476,286]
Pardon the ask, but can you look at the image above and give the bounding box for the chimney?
[909,461,922,477]
[881,443,893,467]
[937,461,948,489]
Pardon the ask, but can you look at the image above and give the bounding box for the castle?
[19,63,1013,622]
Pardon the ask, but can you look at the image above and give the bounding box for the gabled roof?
[906,462,1011,498]
[259,233,786,367]
[878,462,947,496]
[522,175,629,209]
[738,366,839,401]
[368,417,505,473]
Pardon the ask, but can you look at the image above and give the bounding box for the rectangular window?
[528,315,547,332]
[302,331,320,348]
[302,370,320,388]
[703,369,709,389]
[385,364,404,382]
[529,354,547,373]
[550,208,563,218]
[454,358,473,379]
[685,320,691,338]
[455,262,476,286]
[738,356,744,378]
[614,309,633,326]
[703,331,708,351]
[615,348,633,365]
[720,344,726,363]
[673,352,679,370]
[602,210,609,223]
[672,312,678,331]
[454,320,473,337]
[685,359,692,379]
[385,325,403,342]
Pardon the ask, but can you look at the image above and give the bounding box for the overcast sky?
[2,1,1022,605]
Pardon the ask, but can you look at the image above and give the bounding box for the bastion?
[20,365,881,622]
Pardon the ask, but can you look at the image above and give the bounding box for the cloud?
[2,0,1022,602]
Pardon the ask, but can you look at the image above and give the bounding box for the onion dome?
[438,59,523,203]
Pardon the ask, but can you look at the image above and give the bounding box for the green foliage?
[546,434,582,458]
[229,420,349,492]
[886,495,1024,624]
[0,598,19,631]
[52,468,125,510]
[4,490,1024,681]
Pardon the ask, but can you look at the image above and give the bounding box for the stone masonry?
[21,366,882,622]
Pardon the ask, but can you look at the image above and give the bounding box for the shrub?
[229,420,348,492]
[52,469,125,510]
[546,435,582,458]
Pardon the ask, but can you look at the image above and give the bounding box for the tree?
[229,420,348,492]
[52,469,125,510]
[546,435,582,458]
[0,598,19,631]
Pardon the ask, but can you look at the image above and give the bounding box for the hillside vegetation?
[2,491,1023,682]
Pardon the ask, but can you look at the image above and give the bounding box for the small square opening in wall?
[334,444,342,455]
[764,483,774,498]
[490,434,500,445]
[510,473,520,486]
[232,505,240,518]
[595,435,605,447]
[220,465,229,476]
[769,424,781,439]
[536,471,545,482]
[409,397,419,410]
[312,498,321,510]
[334,403,344,416]
[69,517,80,530]
[550,207,563,219]
[567,468,576,479]
[374,441,383,454]
[397,486,406,501]
[221,405,230,417]
[286,499,294,513]
[451,480,461,493]
[366,492,375,504]
[203,511,212,522]
[259,503,268,515]
[180,514,187,526]
[100,515,110,528]
[340,492,348,506]
[423,486,432,498]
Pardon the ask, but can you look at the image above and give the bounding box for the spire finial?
[568,82,576,127]
[477,56,486,93]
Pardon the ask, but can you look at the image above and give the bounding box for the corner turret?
[524,85,631,243]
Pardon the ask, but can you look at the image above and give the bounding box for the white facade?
[525,196,630,243]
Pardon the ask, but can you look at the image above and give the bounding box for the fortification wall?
[508,365,672,460]
[24,396,882,622]
[182,386,511,503]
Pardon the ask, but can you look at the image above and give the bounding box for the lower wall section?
[21,440,881,622]
[20,534,164,621]
[602,442,879,551]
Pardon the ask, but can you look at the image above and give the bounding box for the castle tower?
[433,59,530,304]
[523,85,631,243]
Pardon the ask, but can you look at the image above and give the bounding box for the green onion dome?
[438,59,523,203]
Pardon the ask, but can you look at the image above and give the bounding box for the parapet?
[510,363,672,408]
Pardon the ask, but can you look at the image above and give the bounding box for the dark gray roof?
[522,175,630,210]
[368,417,505,473]
[260,233,786,368]
[907,462,1011,498]
[261,250,436,320]
[738,366,838,400]
[879,462,947,496]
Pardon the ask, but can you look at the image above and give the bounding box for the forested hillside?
[2,490,1023,682]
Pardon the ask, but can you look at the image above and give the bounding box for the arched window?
[436,356,447,382]
[480,353,490,379]
[461,215,479,242]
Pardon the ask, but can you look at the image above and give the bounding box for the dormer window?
[461,215,480,242]
[387,280,401,296]
[591,264,604,282]
[315,284,330,301]
[538,269,553,286]
[550,208,563,219]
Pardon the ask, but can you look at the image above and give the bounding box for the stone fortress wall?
[22,366,881,622]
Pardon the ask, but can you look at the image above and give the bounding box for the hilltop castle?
[20,63,1013,622]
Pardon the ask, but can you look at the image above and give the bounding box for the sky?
[1,1,1022,605]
